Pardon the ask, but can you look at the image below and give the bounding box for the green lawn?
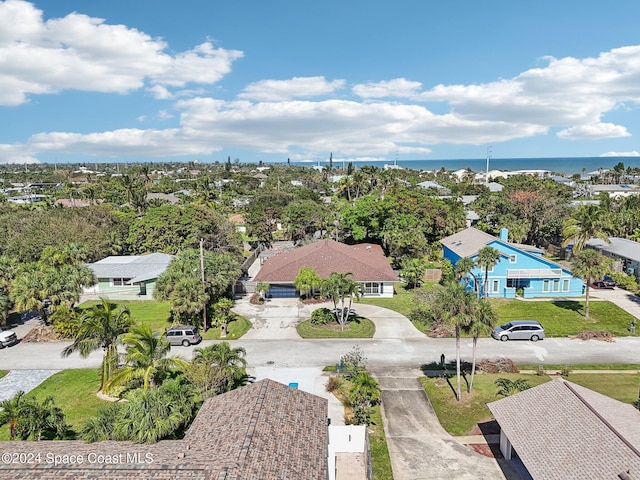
[518,363,640,371]
[421,371,640,436]
[357,283,418,317]
[492,298,639,337]
[0,370,7,380]
[296,317,376,338]
[202,314,252,340]
[370,405,393,480]
[0,369,110,441]
[79,300,173,331]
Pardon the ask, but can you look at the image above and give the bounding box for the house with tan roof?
[441,227,583,298]
[0,379,329,480]
[253,239,398,298]
[488,378,640,480]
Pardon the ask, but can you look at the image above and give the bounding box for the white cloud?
[600,150,640,157]
[557,123,631,140]
[0,0,242,105]
[148,85,173,100]
[157,110,173,120]
[352,78,422,99]
[239,76,345,101]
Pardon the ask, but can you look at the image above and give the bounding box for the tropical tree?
[293,267,322,299]
[562,204,611,253]
[191,341,248,394]
[0,391,29,440]
[104,324,185,392]
[430,282,476,401]
[14,395,67,440]
[476,246,501,298]
[255,281,270,302]
[348,371,382,425]
[212,298,233,334]
[400,257,428,289]
[454,257,479,297]
[495,378,531,397]
[571,249,614,319]
[80,403,122,443]
[320,272,362,330]
[467,299,496,393]
[61,299,133,392]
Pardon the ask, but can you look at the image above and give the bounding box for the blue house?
[440,227,583,298]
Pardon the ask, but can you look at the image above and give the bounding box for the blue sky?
[2,0,640,164]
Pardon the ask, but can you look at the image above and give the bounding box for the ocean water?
[293,156,640,175]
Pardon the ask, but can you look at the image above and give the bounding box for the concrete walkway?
[0,370,60,402]
[370,367,517,480]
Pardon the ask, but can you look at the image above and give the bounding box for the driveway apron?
[370,367,511,480]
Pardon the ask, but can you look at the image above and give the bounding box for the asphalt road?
[2,336,639,370]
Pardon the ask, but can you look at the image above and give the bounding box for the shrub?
[325,376,342,394]
[612,272,638,293]
[311,307,334,326]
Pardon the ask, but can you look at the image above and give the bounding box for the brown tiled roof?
[0,379,328,479]
[253,239,398,283]
[487,378,640,480]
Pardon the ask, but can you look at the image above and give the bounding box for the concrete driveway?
[371,367,517,480]
[232,297,424,340]
[590,286,640,322]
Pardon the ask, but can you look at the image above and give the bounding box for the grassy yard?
[296,316,375,338]
[79,299,173,331]
[357,283,419,317]
[492,298,639,337]
[369,405,393,480]
[518,363,640,371]
[0,370,7,380]
[421,371,640,436]
[0,369,109,441]
[202,314,252,340]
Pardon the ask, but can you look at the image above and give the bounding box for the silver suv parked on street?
[0,327,18,348]
[167,325,202,347]
[492,320,545,342]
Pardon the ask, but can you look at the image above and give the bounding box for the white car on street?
[0,327,18,348]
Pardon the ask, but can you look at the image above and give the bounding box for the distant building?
[586,236,640,280]
[590,184,640,198]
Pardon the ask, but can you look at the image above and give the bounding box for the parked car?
[167,325,202,347]
[590,279,614,289]
[0,327,18,348]
[602,275,616,287]
[491,320,545,342]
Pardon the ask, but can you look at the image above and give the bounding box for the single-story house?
[591,184,640,198]
[83,252,173,300]
[253,239,399,298]
[417,180,451,196]
[441,227,583,298]
[0,379,329,479]
[586,236,640,280]
[488,378,640,480]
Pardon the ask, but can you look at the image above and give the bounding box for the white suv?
[0,327,18,348]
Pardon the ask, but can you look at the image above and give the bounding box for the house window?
[543,279,550,292]
[509,254,517,263]
[364,283,381,295]
[562,279,570,292]
[553,279,560,292]
[112,278,132,286]
[491,280,500,293]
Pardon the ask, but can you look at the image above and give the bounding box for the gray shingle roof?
[586,237,640,263]
[488,378,640,480]
[88,253,174,283]
[440,227,544,258]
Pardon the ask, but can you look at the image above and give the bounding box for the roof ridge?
[563,381,640,459]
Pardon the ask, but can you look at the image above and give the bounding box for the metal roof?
[88,253,174,283]
[586,237,640,263]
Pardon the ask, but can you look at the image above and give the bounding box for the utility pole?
[200,238,207,332]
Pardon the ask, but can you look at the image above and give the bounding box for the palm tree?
[104,324,185,392]
[430,282,475,401]
[15,395,67,440]
[212,298,233,334]
[495,378,531,397]
[467,299,496,393]
[476,246,501,298]
[320,272,362,330]
[293,267,322,299]
[562,204,611,253]
[192,342,247,393]
[0,391,29,440]
[454,257,479,297]
[571,249,614,320]
[61,299,133,392]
